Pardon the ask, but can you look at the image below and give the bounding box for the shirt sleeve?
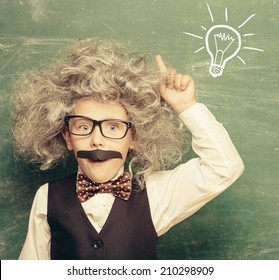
[146,103,244,236]
[18,183,51,260]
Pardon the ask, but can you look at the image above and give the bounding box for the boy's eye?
[71,120,93,134]
[79,124,92,131]
[102,121,129,139]
[108,124,119,131]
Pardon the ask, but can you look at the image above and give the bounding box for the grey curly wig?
[12,38,189,188]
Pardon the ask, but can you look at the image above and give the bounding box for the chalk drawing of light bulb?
[205,25,241,78]
[183,3,264,78]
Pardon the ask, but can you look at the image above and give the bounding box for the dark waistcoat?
[47,173,157,260]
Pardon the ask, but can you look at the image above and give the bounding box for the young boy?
[12,38,244,260]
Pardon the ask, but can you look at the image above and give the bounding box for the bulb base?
[209,64,224,78]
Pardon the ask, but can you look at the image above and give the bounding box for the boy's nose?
[90,125,105,148]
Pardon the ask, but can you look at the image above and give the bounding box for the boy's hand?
[156,55,197,113]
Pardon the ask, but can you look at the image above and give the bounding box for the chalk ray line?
[243,46,264,52]
[195,46,205,53]
[238,14,256,28]
[237,56,246,65]
[182,32,203,40]
[207,3,214,22]
[225,8,228,22]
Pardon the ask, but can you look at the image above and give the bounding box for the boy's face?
[63,97,136,183]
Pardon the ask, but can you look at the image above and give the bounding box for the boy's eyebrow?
[66,115,130,122]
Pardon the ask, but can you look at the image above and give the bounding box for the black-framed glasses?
[64,115,132,139]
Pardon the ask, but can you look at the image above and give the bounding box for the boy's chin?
[77,157,125,182]
[81,165,124,183]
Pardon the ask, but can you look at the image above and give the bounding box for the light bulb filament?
[214,33,235,65]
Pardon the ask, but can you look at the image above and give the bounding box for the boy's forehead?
[73,98,129,120]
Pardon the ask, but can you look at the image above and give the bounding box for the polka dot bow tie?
[76,172,132,202]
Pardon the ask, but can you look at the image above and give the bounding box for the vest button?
[92,240,103,249]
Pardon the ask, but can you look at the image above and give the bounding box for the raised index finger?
[155,55,167,73]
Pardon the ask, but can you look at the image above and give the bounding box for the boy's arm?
[19,184,50,260]
[147,57,244,236]
[146,103,244,236]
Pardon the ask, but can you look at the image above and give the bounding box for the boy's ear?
[129,128,137,150]
[61,128,74,151]
[129,138,137,150]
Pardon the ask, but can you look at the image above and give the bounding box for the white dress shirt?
[19,103,244,260]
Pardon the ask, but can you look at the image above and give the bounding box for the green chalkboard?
[0,0,278,259]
